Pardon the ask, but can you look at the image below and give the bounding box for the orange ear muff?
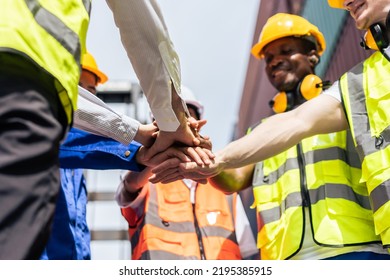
[269,91,294,113]
[366,23,390,61]
[363,29,379,51]
[269,92,287,113]
[300,74,323,100]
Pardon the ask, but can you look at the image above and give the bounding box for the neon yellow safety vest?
[339,51,390,247]
[0,0,91,124]
[251,129,380,260]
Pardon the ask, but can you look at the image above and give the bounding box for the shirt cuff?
[120,115,141,144]
[151,107,180,132]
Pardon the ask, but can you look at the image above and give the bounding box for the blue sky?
[87,0,260,151]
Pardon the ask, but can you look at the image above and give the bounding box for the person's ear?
[308,51,320,66]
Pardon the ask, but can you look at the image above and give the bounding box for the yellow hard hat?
[327,0,345,9]
[251,13,326,59]
[81,52,108,84]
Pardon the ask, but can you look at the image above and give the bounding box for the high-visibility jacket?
[252,129,381,260]
[339,51,390,247]
[121,181,242,260]
[0,0,90,124]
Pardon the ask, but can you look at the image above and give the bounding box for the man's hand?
[144,84,213,160]
[133,123,158,147]
[136,144,215,168]
[143,117,213,161]
[149,155,224,184]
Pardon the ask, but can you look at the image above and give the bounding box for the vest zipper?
[296,143,310,207]
[192,204,206,260]
[294,142,311,256]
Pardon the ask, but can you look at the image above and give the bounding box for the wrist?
[215,151,228,171]
[122,180,142,201]
[135,146,146,166]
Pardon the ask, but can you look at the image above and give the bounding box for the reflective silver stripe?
[226,194,235,224]
[24,0,82,62]
[258,184,371,226]
[252,162,264,186]
[343,63,390,214]
[309,183,371,210]
[345,129,363,167]
[344,63,369,160]
[257,147,353,185]
[201,226,237,243]
[258,192,302,225]
[140,250,199,260]
[359,127,390,154]
[344,63,390,157]
[370,179,390,212]
[144,185,199,231]
[258,158,299,185]
[82,0,91,16]
[305,146,344,164]
[130,220,142,251]
[221,193,239,244]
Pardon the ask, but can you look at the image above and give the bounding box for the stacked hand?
[133,82,215,183]
[148,154,223,184]
[142,117,212,161]
[134,115,215,184]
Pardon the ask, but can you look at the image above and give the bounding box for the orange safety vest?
[121,180,241,260]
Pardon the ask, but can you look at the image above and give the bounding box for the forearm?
[210,165,255,194]
[218,94,347,169]
[123,168,153,193]
[218,111,307,170]
[116,168,152,207]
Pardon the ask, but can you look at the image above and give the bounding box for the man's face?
[343,0,390,29]
[263,37,314,92]
[79,69,98,95]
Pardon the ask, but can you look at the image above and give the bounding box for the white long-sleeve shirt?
[74,0,187,143]
[105,0,185,132]
[74,86,139,145]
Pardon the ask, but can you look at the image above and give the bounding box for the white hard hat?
[181,86,204,119]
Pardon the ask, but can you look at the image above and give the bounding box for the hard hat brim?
[327,0,345,9]
[83,65,108,84]
[251,34,325,59]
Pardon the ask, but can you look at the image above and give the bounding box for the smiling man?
[216,13,388,260]
[151,13,390,260]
